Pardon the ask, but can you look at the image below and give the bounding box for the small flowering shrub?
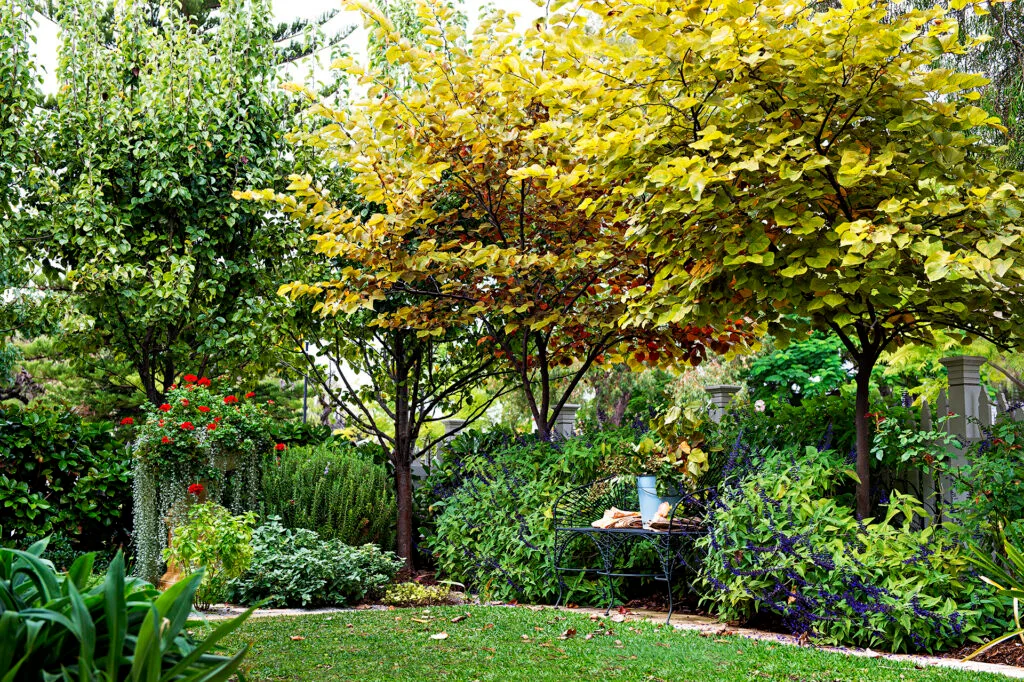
[699,446,1006,653]
[131,374,280,583]
[164,502,257,609]
[228,519,402,607]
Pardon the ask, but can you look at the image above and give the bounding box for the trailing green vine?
[129,375,277,583]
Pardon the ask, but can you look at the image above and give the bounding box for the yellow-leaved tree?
[241,0,749,445]
[539,0,1024,518]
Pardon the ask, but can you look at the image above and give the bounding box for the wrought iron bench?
[550,475,712,623]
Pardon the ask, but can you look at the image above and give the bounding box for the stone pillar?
[706,385,742,423]
[552,403,580,440]
[936,355,987,512]
[939,356,986,443]
[442,418,467,440]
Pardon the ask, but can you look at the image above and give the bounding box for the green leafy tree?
[745,333,850,404]
[0,0,55,403]
[546,0,1024,517]
[31,0,301,404]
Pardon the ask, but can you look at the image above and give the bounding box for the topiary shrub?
[0,404,132,559]
[262,442,396,548]
[228,519,402,607]
[699,446,1007,653]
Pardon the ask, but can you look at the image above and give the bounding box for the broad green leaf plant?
[0,538,253,680]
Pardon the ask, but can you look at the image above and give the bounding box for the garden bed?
[947,640,1024,670]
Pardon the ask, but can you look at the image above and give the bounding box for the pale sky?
[30,0,544,94]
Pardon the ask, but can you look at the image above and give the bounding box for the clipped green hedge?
[262,443,396,548]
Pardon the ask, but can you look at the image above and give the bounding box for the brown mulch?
[946,637,1024,668]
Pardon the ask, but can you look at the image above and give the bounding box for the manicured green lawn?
[196,606,1010,681]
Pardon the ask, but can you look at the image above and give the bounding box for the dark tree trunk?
[394,455,414,574]
[392,330,416,572]
[853,353,877,520]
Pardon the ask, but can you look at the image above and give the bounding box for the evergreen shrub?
[262,442,396,548]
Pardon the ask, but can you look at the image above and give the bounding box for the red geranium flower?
[245,391,256,399]
[184,374,198,383]
[198,405,211,413]
[170,384,178,389]
[197,377,211,387]
[214,416,222,423]
[275,443,286,451]
[181,399,190,407]
[119,417,134,426]
[159,404,172,412]
[206,422,217,431]
[188,483,204,496]
[161,436,172,444]
[223,395,238,404]
[180,421,195,431]
[158,419,165,427]
[267,400,275,405]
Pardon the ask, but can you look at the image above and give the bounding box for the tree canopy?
[31,0,301,403]
[247,0,749,440]
[538,0,1024,515]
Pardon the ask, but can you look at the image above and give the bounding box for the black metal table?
[551,475,709,624]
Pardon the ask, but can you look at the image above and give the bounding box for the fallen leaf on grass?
[430,632,449,640]
[290,636,305,641]
[521,635,531,641]
[412,618,432,624]
[584,634,594,640]
[610,614,626,623]
[346,624,353,629]
[558,628,577,640]
[483,623,494,631]
[451,614,469,623]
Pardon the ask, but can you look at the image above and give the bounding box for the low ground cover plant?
[1,539,252,680]
[382,581,456,606]
[228,519,402,608]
